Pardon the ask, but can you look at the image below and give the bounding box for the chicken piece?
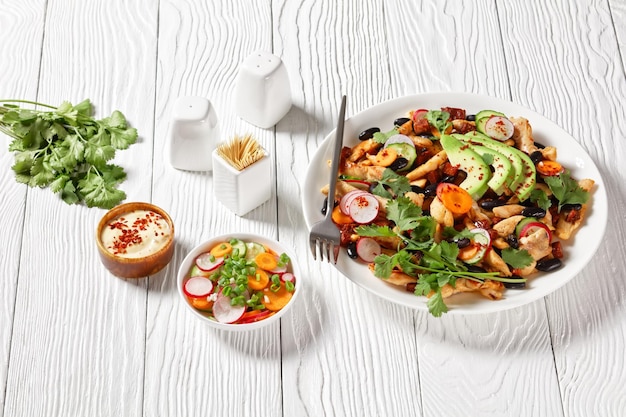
[408,135,434,148]
[368,264,416,286]
[492,204,525,218]
[406,150,447,181]
[555,178,595,240]
[451,118,476,134]
[430,196,454,227]
[467,200,492,225]
[437,278,504,300]
[347,139,381,162]
[510,117,539,154]
[341,162,385,181]
[492,215,525,237]
[519,227,552,261]
[405,191,424,209]
[540,146,557,161]
[481,249,512,276]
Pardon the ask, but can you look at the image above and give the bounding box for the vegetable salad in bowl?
[318,103,596,317]
[178,233,300,330]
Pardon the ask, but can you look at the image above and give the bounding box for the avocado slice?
[453,134,513,195]
[440,134,491,199]
[461,131,536,201]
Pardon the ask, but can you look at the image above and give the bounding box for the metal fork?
[309,95,346,263]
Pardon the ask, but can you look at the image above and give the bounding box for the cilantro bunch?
[0,99,137,209]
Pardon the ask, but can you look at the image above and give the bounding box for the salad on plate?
[319,105,594,316]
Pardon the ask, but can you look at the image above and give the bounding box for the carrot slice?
[537,160,563,176]
[210,242,232,257]
[331,205,353,225]
[255,252,279,271]
[189,296,214,312]
[248,269,270,290]
[262,283,293,311]
[436,183,473,214]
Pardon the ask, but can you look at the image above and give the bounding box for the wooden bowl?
[96,202,175,278]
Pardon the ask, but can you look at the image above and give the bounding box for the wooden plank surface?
[0,0,625,416]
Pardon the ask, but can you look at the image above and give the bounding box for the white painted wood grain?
[383,1,563,416]
[499,1,626,415]
[144,1,284,416]
[276,1,422,416]
[3,0,158,416]
[0,1,46,416]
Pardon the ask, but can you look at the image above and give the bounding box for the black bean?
[466,265,487,273]
[321,196,328,215]
[534,141,546,149]
[411,185,425,194]
[530,150,543,165]
[358,127,380,141]
[455,237,471,248]
[394,117,410,127]
[479,199,505,210]
[561,203,582,211]
[389,157,409,171]
[466,114,476,122]
[536,258,562,272]
[503,275,526,289]
[423,183,438,197]
[442,175,456,183]
[346,241,359,259]
[521,207,546,218]
[505,234,519,249]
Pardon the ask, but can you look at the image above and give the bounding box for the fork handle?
[325,95,347,218]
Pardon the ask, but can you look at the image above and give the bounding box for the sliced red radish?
[412,109,428,120]
[340,189,368,215]
[484,116,514,141]
[343,179,372,190]
[348,193,380,224]
[195,253,224,271]
[356,237,382,262]
[280,272,296,283]
[183,276,214,298]
[269,264,288,275]
[519,221,552,242]
[212,292,246,324]
[383,134,414,148]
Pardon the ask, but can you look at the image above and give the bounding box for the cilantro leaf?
[372,128,399,144]
[530,188,551,211]
[387,197,423,231]
[425,110,451,137]
[354,225,397,238]
[544,170,589,211]
[426,289,448,317]
[501,248,534,269]
[370,168,411,199]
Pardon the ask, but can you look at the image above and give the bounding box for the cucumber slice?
[245,242,266,260]
[230,239,247,258]
[515,217,538,237]
[386,142,417,171]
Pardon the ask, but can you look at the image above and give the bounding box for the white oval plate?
[302,92,608,314]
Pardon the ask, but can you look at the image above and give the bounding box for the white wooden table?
[1,1,625,416]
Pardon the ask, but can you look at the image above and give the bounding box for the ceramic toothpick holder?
[212,149,272,216]
[167,96,219,171]
[234,51,292,128]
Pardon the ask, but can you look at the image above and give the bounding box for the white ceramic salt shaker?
[234,51,292,128]
[212,149,272,216]
[167,96,219,171]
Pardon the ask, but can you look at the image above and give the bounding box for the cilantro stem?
[0,99,56,109]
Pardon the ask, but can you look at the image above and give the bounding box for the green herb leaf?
[501,248,534,269]
[544,170,589,211]
[372,128,399,144]
[370,168,411,199]
[426,289,448,317]
[529,188,551,211]
[425,110,451,137]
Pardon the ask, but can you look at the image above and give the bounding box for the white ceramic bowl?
[177,233,301,331]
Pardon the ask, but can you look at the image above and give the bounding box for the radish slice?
[343,179,372,190]
[280,272,296,283]
[412,109,428,120]
[340,190,368,215]
[195,253,224,271]
[212,292,246,324]
[484,116,514,141]
[356,237,382,262]
[183,276,214,298]
[519,221,553,242]
[269,264,288,275]
[383,134,414,148]
[348,193,380,224]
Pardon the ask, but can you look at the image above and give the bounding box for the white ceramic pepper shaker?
[234,51,292,128]
[167,96,219,171]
